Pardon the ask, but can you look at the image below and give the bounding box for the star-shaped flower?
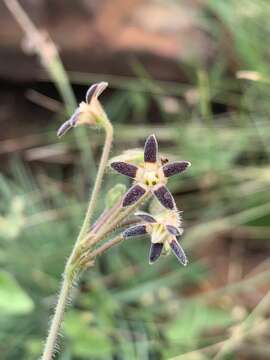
[110,135,191,209]
[122,210,188,265]
[57,82,108,137]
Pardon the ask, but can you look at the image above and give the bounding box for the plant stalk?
[87,191,150,247]
[79,234,124,268]
[41,107,112,360]
[41,271,75,360]
[77,117,113,242]
[67,116,113,268]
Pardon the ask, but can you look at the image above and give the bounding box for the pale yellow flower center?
[155,210,181,229]
[136,161,166,188]
[143,170,159,187]
[151,223,168,244]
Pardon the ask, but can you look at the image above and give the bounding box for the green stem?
[41,270,76,360]
[91,200,122,233]
[88,191,150,247]
[66,112,113,266]
[41,108,112,360]
[79,234,124,268]
[77,117,113,242]
[90,234,123,258]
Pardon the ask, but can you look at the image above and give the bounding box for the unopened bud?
[109,149,144,167]
[106,184,127,209]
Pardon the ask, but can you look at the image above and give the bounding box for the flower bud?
[109,149,144,167]
[105,184,127,209]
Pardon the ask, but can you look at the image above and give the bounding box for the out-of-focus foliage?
[0,271,34,315]
[1,0,270,359]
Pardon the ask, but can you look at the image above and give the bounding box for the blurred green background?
[1,0,270,359]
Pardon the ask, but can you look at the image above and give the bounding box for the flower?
[110,134,191,209]
[122,210,188,265]
[57,82,108,137]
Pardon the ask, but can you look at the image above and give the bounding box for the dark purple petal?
[149,243,163,264]
[122,224,147,238]
[57,120,72,137]
[111,162,138,178]
[85,83,99,103]
[57,109,80,137]
[144,134,158,163]
[166,225,181,236]
[163,161,191,178]
[170,239,188,266]
[135,212,157,223]
[69,108,81,126]
[95,82,108,98]
[85,82,108,103]
[153,186,175,210]
[122,184,146,207]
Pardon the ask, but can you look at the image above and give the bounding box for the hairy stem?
[87,191,150,247]
[79,234,124,268]
[41,270,76,360]
[91,200,122,233]
[90,235,124,258]
[77,117,113,241]
[41,110,112,360]
[68,117,113,267]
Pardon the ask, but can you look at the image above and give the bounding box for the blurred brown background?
[1,1,270,360]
